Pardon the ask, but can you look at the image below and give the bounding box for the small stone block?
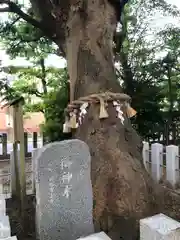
[140,213,180,240]
[77,232,112,240]
[0,216,11,238]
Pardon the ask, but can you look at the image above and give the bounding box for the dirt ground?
[6,195,36,240]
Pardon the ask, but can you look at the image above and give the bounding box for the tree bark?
[39,58,48,95]
[29,0,175,239]
[64,1,160,239]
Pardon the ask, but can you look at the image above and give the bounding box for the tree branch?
[0,0,9,3]
[116,67,124,80]
[39,58,48,95]
[7,35,42,42]
[0,0,54,40]
[40,109,44,114]
[0,16,21,33]
[34,91,43,98]
[174,67,180,72]
[0,7,9,12]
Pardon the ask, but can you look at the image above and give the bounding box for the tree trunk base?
[75,104,161,239]
[161,186,180,221]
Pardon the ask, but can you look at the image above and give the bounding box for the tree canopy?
[115,0,180,142]
[0,0,180,143]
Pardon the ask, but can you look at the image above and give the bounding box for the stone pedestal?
[140,213,180,240]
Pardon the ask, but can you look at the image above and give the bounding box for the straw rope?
[65,92,130,112]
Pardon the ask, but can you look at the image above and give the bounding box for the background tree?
[115,0,180,142]
[0,14,70,141]
[8,64,70,141]
[42,70,71,141]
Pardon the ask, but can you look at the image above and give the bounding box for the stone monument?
[35,139,94,240]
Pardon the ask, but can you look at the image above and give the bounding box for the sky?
[167,0,180,8]
[0,51,67,68]
[0,0,179,70]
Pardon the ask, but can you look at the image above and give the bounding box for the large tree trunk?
[30,0,171,239]
[65,1,160,239]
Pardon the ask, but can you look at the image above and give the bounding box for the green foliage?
[9,64,70,141]
[0,10,69,141]
[116,0,180,141]
[0,13,55,60]
[0,63,20,102]
[42,69,71,141]
[131,81,165,141]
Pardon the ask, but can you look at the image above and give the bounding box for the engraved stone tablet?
[35,140,94,240]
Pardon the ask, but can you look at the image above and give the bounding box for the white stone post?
[151,143,163,182]
[142,142,149,170]
[166,145,179,188]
